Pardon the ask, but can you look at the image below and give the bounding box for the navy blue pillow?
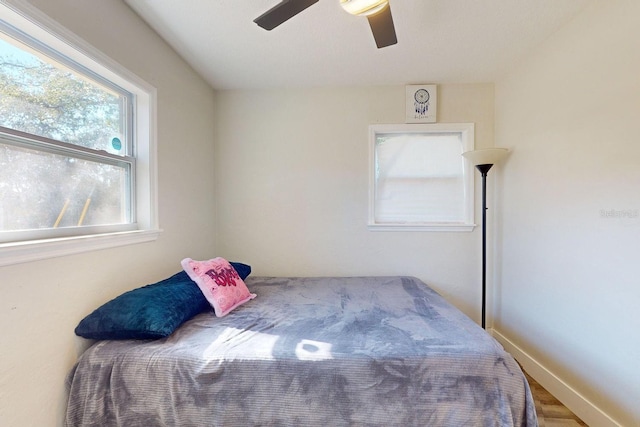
[229,262,251,282]
[75,262,251,340]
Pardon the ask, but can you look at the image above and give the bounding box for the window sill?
[0,229,162,267]
[367,223,476,232]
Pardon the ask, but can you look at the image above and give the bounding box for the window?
[369,123,475,231]
[0,2,158,266]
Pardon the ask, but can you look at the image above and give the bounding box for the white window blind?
[369,124,475,231]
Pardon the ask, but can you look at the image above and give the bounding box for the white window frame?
[368,123,475,232]
[0,0,160,266]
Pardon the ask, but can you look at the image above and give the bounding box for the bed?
[65,275,537,426]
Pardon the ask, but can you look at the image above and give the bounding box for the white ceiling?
[124,0,591,90]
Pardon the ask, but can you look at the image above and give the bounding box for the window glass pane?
[0,2,157,264]
[0,34,127,154]
[0,141,130,232]
[374,132,465,223]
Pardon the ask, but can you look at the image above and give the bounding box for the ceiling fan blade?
[254,0,320,30]
[366,3,397,48]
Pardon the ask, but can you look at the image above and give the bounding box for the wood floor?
[525,371,588,426]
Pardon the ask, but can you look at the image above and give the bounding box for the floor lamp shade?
[462,148,509,167]
[462,148,508,329]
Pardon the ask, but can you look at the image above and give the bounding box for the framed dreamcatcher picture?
[405,84,437,123]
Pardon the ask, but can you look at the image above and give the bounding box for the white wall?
[494,1,640,425]
[6,1,636,425]
[214,84,494,317]
[0,1,217,425]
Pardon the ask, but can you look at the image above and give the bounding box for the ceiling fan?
[254,0,397,49]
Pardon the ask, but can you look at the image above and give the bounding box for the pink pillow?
[181,257,256,317]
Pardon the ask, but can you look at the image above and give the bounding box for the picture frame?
[405,84,437,123]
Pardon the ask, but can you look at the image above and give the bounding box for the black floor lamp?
[462,148,509,329]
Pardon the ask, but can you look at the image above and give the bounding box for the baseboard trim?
[490,328,622,427]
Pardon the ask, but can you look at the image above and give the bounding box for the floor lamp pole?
[462,147,508,330]
[476,164,493,329]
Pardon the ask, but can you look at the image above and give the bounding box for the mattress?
[65,276,537,426]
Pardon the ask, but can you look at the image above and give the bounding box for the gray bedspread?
[65,276,537,426]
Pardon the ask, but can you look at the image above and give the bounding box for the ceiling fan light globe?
[340,0,389,17]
